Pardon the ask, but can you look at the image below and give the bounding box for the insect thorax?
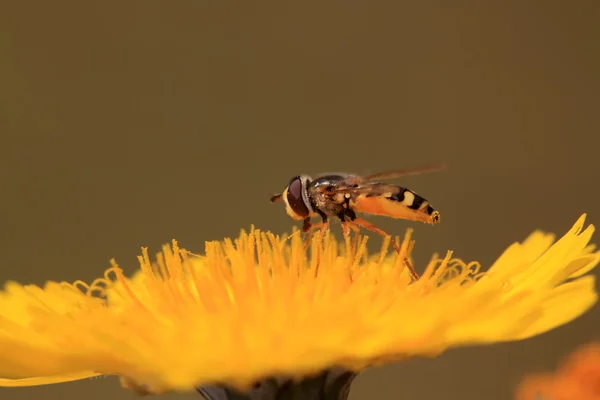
[308,188,349,218]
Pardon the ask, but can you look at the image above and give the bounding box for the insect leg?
[337,212,351,239]
[340,220,353,254]
[302,217,328,250]
[301,218,313,249]
[315,218,330,245]
[313,217,330,277]
[338,211,360,252]
[349,217,420,281]
[341,221,350,238]
[302,217,312,233]
[304,225,325,249]
[345,221,362,254]
[304,223,327,250]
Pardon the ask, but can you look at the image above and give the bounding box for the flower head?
[516,341,600,400]
[0,214,598,395]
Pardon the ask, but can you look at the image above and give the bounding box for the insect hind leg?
[348,217,420,281]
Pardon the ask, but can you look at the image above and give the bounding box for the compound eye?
[286,176,310,218]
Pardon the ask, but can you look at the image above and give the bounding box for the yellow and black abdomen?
[352,187,440,224]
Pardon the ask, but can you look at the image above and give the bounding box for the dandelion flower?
[515,341,600,400]
[0,214,598,400]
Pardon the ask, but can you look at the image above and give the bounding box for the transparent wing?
[360,162,446,182]
[324,182,402,196]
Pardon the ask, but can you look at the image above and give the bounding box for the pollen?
[0,214,597,395]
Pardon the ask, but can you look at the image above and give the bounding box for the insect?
[270,163,445,280]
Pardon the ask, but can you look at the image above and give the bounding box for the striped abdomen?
[352,187,440,224]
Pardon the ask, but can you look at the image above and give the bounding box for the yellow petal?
[0,371,101,387]
[0,215,596,394]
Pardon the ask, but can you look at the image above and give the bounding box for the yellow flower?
[0,214,598,396]
[515,341,600,400]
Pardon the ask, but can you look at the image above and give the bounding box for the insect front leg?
[315,215,330,246]
[302,217,317,250]
[302,214,329,250]
[302,217,312,233]
[300,213,330,277]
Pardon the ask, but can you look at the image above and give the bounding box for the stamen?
[109,260,149,312]
[391,229,414,276]
[352,236,369,271]
[376,235,392,267]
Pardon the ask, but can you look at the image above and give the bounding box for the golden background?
[1,2,598,399]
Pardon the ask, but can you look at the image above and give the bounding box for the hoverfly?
[270,163,445,280]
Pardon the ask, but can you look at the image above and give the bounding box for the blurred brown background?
[1,1,599,399]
